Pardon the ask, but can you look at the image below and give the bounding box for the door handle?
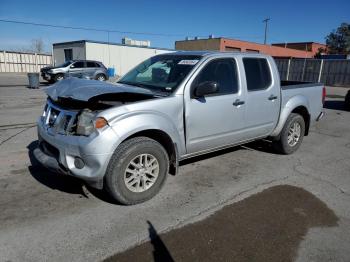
[232,99,245,106]
[268,95,278,101]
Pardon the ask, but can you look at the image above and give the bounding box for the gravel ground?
[0,73,349,262]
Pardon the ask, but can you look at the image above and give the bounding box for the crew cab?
[34,51,325,205]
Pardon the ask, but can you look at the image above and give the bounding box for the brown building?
[271,42,326,56]
[175,37,326,58]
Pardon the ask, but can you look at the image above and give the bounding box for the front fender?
[107,110,185,155]
[270,95,310,137]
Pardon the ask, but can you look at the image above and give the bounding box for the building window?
[246,49,259,53]
[225,46,241,52]
[64,49,73,61]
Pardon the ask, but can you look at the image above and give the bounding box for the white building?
[52,40,174,76]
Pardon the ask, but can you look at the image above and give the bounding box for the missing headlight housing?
[76,109,96,136]
[76,110,108,136]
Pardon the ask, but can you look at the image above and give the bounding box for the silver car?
[34,51,325,205]
[40,60,109,83]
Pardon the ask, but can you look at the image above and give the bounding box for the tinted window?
[86,62,97,68]
[57,61,72,67]
[243,58,271,91]
[193,58,238,95]
[72,61,85,68]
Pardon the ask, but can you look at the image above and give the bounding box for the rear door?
[184,57,247,154]
[242,57,280,138]
[86,61,99,79]
[68,61,85,78]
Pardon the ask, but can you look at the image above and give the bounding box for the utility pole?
[263,18,270,45]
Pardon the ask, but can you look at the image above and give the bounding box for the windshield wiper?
[118,81,147,88]
[119,81,174,96]
[119,81,169,97]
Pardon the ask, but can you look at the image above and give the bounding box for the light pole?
[263,18,270,45]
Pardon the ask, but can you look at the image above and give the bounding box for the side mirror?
[70,65,75,68]
[192,81,218,98]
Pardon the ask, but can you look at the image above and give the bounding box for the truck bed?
[281,80,322,90]
[281,80,324,121]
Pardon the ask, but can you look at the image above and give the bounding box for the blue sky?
[0,0,349,52]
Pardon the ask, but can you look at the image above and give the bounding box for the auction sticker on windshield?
[178,60,199,65]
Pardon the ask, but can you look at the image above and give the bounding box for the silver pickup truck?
[34,51,325,205]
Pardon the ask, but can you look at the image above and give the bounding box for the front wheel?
[104,137,169,205]
[273,113,305,155]
[53,73,64,82]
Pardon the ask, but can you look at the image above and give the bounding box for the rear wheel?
[96,74,106,81]
[104,137,169,205]
[345,90,350,111]
[273,113,305,154]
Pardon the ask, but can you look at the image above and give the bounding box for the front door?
[184,58,246,154]
[68,61,85,78]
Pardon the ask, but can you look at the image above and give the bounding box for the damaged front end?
[42,78,157,136]
[41,100,107,137]
[35,78,161,187]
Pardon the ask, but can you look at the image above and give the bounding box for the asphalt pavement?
[0,73,349,262]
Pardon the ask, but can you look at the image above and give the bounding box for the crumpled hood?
[45,78,154,101]
[41,66,54,71]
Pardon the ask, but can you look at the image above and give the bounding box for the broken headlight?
[76,109,108,136]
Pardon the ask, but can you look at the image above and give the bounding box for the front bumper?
[35,114,120,183]
[34,141,69,175]
[41,72,51,81]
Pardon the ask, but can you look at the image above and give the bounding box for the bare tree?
[30,38,45,53]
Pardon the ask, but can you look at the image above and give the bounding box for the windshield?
[57,61,72,67]
[118,55,201,94]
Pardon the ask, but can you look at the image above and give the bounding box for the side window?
[243,58,272,91]
[72,61,85,68]
[86,62,96,68]
[193,58,239,95]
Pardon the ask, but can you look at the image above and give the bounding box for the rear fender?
[270,95,309,137]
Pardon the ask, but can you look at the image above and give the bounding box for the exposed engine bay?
[44,78,159,136]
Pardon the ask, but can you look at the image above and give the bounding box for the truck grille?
[42,100,78,135]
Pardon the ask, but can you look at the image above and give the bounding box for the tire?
[96,74,106,81]
[53,74,64,82]
[273,113,305,155]
[345,90,350,111]
[104,137,169,205]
